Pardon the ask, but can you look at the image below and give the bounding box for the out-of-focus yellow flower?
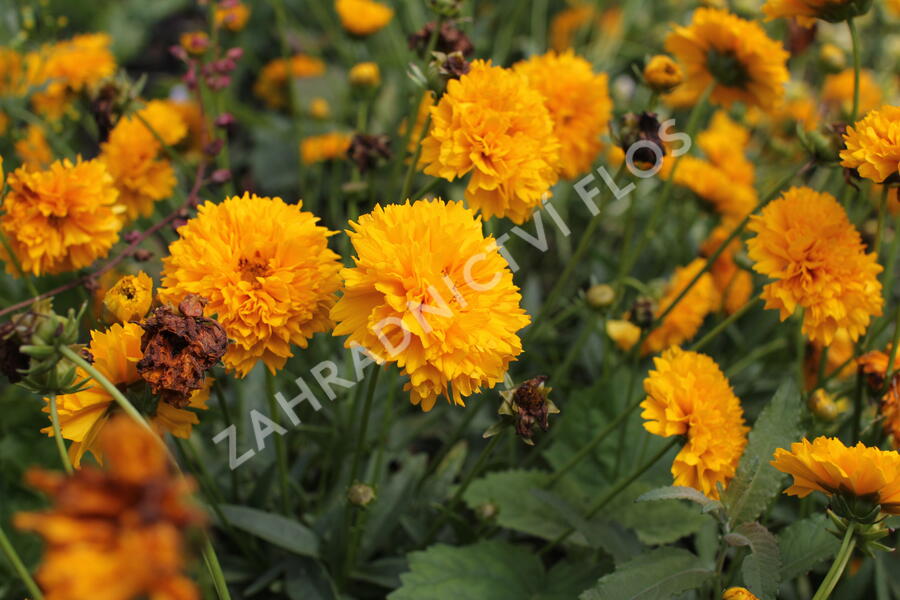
[889,0,900,16]
[43,323,210,466]
[723,588,760,600]
[100,100,187,221]
[606,319,641,352]
[254,54,326,108]
[160,193,342,376]
[665,8,789,110]
[420,60,560,224]
[748,82,820,133]
[214,1,250,31]
[550,4,596,51]
[103,272,154,324]
[1,158,122,277]
[514,50,612,180]
[644,55,684,93]
[17,415,204,600]
[823,68,882,118]
[331,199,530,411]
[14,123,53,169]
[807,389,846,421]
[841,105,900,183]
[163,98,206,159]
[805,328,856,390]
[310,97,331,119]
[642,347,748,499]
[180,31,210,55]
[858,348,900,448]
[301,132,352,164]
[701,219,754,315]
[819,43,846,72]
[772,437,900,514]
[335,0,394,36]
[349,61,381,87]
[401,91,436,155]
[763,0,872,27]
[747,186,883,345]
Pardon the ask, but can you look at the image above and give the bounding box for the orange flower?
[858,348,900,448]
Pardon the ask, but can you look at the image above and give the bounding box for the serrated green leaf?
[613,483,710,546]
[218,505,320,557]
[736,522,781,600]
[722,379,804,526]
[579,547,715,600]
[778,514,840,583]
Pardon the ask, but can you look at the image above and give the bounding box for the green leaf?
[218,504,320,558]
[579,547,715,600]
[722,379,804,526]
[736,522,781,600]
[636,485,720,510]
[778,514,840,583]
[613,483,710,546]
[388,541,605,600]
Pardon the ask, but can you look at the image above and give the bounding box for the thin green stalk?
[421,392,488,481]
[213,382,240,500]
[0,522,43,600]
[689,295,762,353]
[848,18,861,125]
[203,537,232,600]
[811,525,856,600]
[540,437,679,554]
[0,230,39,298]
[348,366,381,486]
[48,393,73,475]
[875,185,889,257]
[399,114,431,203]
[265,370,291,515]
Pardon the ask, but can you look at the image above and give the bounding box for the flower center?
[706,49,750,89]
[238,253,271,284]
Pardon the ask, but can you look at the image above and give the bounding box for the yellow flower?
[214,1,250,31]
[349,61,381,87]
[163,98,206,159]
[310,97,331,119]
[1,158,122,277]
[18,415,204,600]
[858,348,900,448]
[763,0,872,27]
[160,193,342,376]
[25,33,115,120]
[401,91,435,155]
[420,60,560,224]
[606,319,641,352]
[641,347,748,499]
[180,31,210,55]
[335,0,394,36]
[514,50,612,180]
[701,219,754,315]
[103,272,154,324]
[665,8,789,110]
[14,123,53,169]
[253,54,326,108]
[840,105,900,183]
[804,328,856,390]
[723,588,760,600]
[823,69,882,118]
[44,323,210,467]
[644,55,684,93]
[100,100,187,221]
[550,4,596,51]
[331,200,530,411]
[747,186,883,345]
[642,259,720,356]
[772,437,900,514]
[889,0,900,16]
[300,132,352,164]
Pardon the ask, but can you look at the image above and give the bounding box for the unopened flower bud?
[586,284,615,309]
[226,47,244,61]
[348,134,392,174]
[209,168,232,184]
[180,31,210,55]
[349,62,381,87]
[475,502,498,521]
[133,249,153,262]
[643,55,683,93]
[819,43,846,73]
[310,97,330,120]
[427,0,463,18]
[215,113,236,129]
[347,483,376,507]
[204,138,225,156]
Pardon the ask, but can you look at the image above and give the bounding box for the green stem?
[848,18,861,125]
[203,537,232,600]
[399,114,431,203]
[265,370,291,515]
[48,393,73,475]
[874,185,889,258]
[811,525,856,600]
[540,437,679,554]
[0,522,43,600]
[348,367,380,486]
[689,295,762,353]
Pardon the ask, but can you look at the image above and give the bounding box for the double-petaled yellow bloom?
[763,0,873,27]
[840,105,900,184]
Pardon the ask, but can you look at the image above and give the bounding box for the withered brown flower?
[137,295,228,408]
[408,20,474,57]
[486,376,559,445]
[348,133,393,173]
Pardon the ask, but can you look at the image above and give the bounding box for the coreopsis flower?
[723,589,760,600]
[1,158,122,277]
[513,50,612,180]
[606,319,641,352]
[46,322,212,466]
[701,219,754,315]
[310,97,331,119]
[642,259,721,355]
[253,54,325,108]
[643,55,684,93]
[14,123,53,169]
[823,69,883,118]
[763,0,873,27]
[335,0,394,36]
[180,31,210,55]
[807,389,848,421]
[747,186,883,345]
[25,33,116,120]
[889,0,900,16]
[214,1,250,31]
[300,132,353,164]
[747,83,819,133]
[331,200,530,411]
[17,415,204,600]
[100,100,187,221]
[103,272,154,324]
[642,347,749,499]
[349,61,381,87]
[163,98,206,159]
[840,105,900,184]
[160,193,342,376]
[665,8,789,110]
[858,348,900,448]
[772,437,900,515]
[420,60,560,224]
